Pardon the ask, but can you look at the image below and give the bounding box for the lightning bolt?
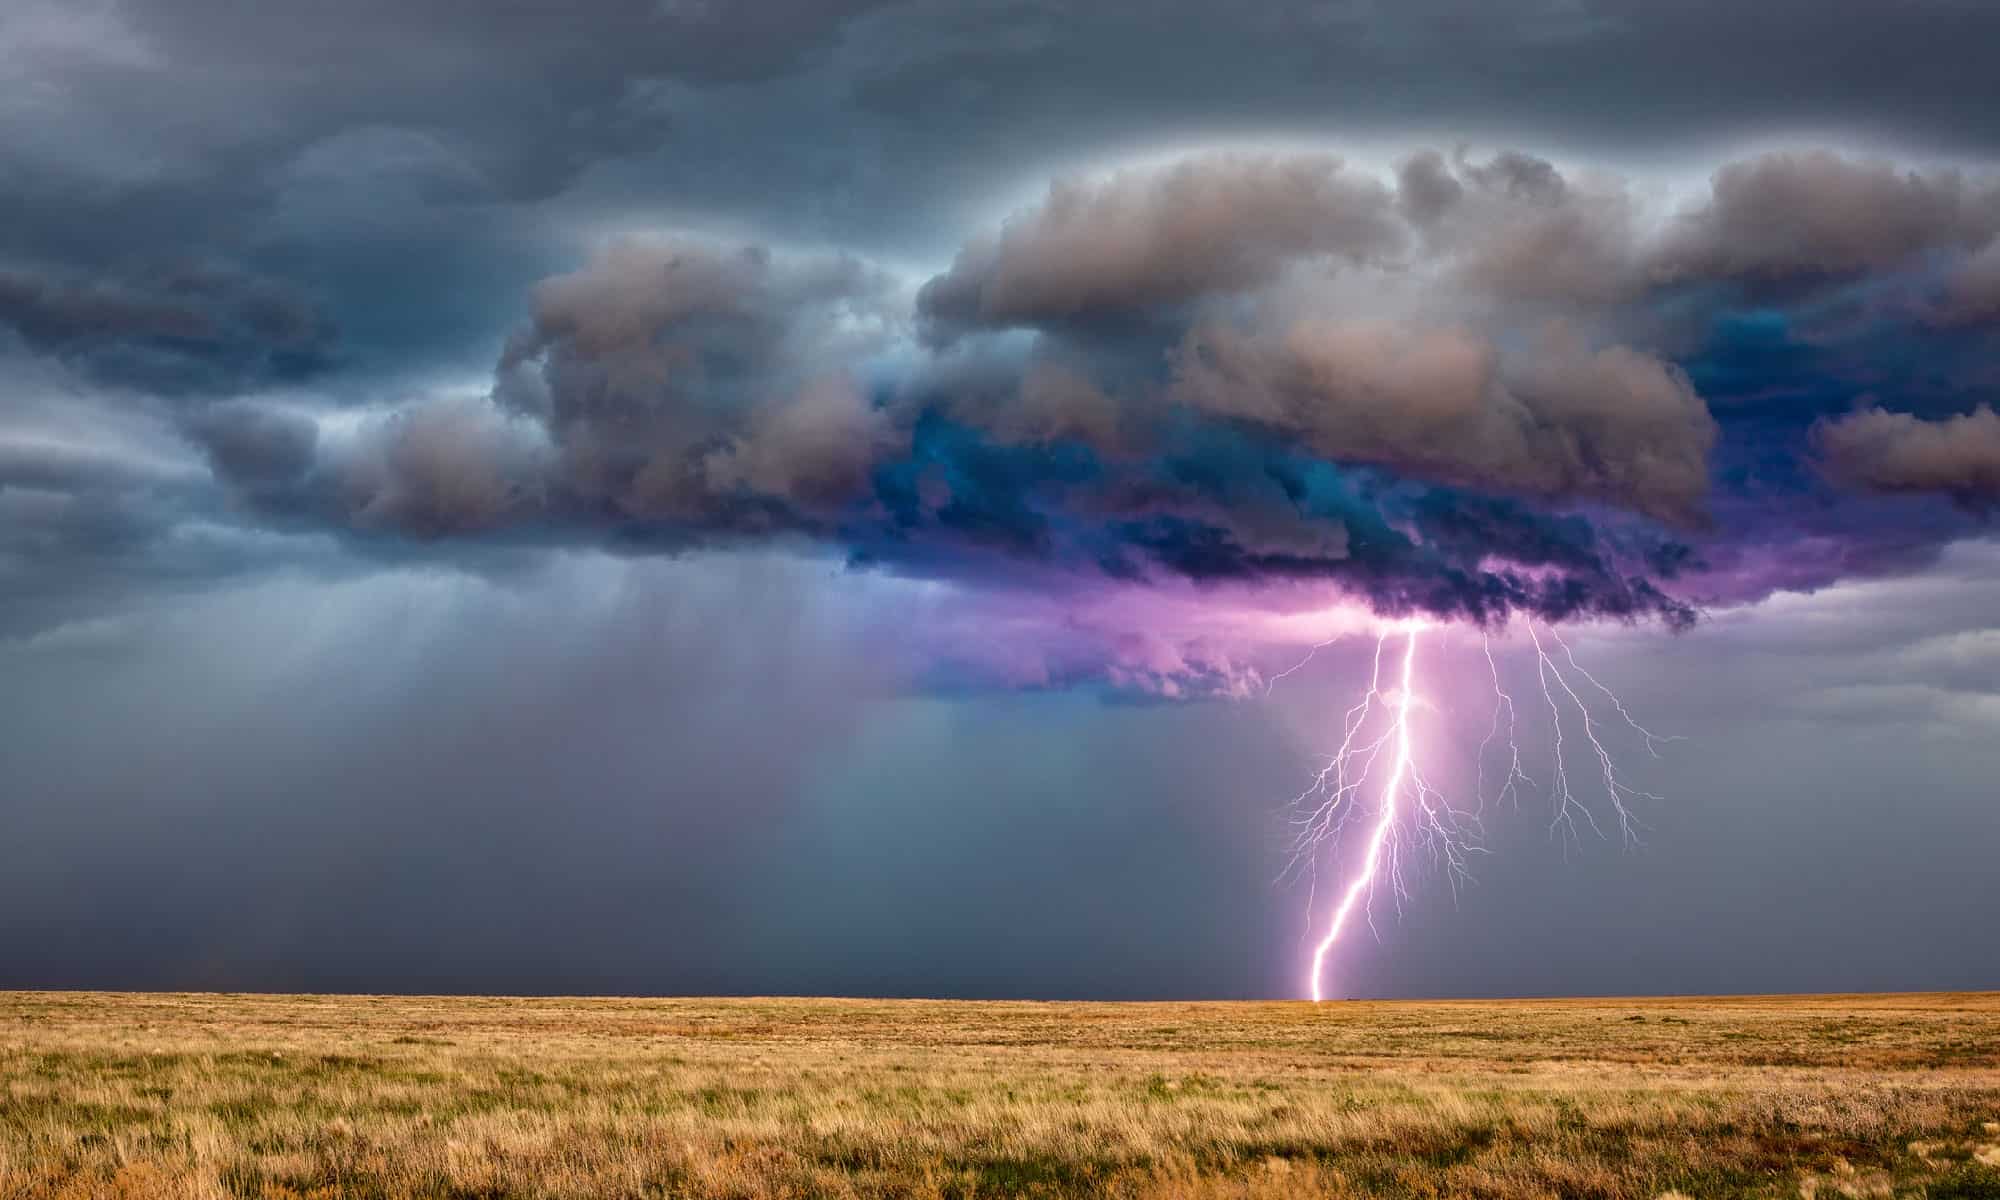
[1306,622,1422,1002]
[1281,618,1669,1002]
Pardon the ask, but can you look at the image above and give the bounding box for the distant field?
[2,991,1997,1199]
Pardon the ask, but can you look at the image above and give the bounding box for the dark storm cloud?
[490,237,903,528]
[20,0,1974,340]
[131,0,892,95]
[7,0,890,210]
[332,400,552,537]
[194,216,1706,630]
[842,0,2000,161]
[139,140,1995,642]
[0,0,892,393]
[1392,147,2000,306]
[1395,149,1643,306]
[4,3,2000,649]
[909,145,2000,337]
[916,148,1644,335]
[189,239,907,547]
[916,153,1404,338]
[0,261,335,393]
[1651,151,2000,285]
[904,147,2000,525]
[1166,320,1715,527]
[1940,238,2000,326]
[1815,405,2000,508]
[196,397,549,537]
[187,403,319,490]
[11,0,2000,279]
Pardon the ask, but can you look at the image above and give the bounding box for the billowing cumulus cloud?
[1395,149,1644,305]
[333,400,552,536]
[192,397,550,536]
[492,237,904,530]
[1168,320,1714,526]
[917,154,1403,337]
[1652,152,2000,285]
[1816,405,2000,509]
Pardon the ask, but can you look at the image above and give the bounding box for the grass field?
[2,991,1997,1199]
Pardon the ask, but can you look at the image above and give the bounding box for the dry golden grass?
[2,990,1997,1199]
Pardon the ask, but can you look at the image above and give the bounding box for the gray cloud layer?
[0,261,334,393]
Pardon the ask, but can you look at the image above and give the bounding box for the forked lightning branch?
[1277,622,1676,1001]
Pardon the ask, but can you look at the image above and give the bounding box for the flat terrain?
[2,992,1997,1199]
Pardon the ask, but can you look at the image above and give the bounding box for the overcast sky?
[3,0,1997,999]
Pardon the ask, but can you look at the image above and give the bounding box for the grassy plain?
[1,990,1997,1199]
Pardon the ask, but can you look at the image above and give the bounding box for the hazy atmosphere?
[5,0,1999,1000]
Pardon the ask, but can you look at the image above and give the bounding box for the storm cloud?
[1941,237,2000,326]
[916,153,1404,337]
[1167,319,1715,526]
[1816,405,2000,508]
[131,141,1999,652]
[0,261,334,393]
[1651,151,2000,284]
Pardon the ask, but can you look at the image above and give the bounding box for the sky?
[2,0,1998,999]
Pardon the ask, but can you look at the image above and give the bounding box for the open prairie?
[2,990,1997,1199]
